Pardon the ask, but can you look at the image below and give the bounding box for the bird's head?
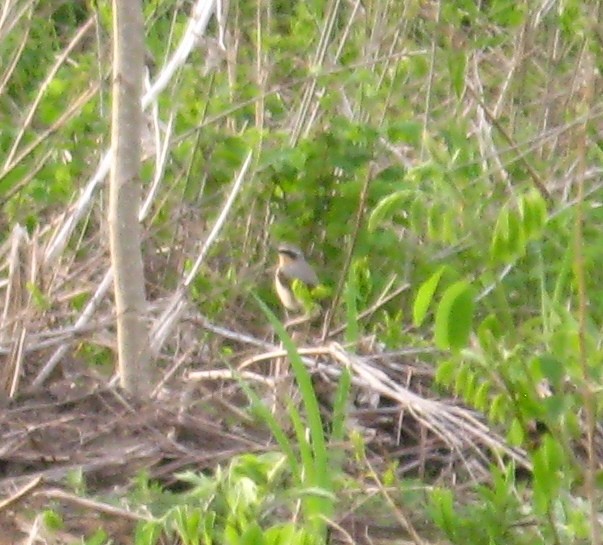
[277,243,305,267]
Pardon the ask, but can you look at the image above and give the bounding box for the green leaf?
[435,281,475,350]
[407,197,426,234]
[534,354,565,388]
[488,393,506,423]
[386,121,422,145]
[541,395,566,421]
[435,358,456,386]
[428,487,456,529]
[427,202,445,240]
[368,190,411,231]
[542,433,564,469]
[532,435,564,513]
[134,521,162,545]
[42,509,64,531]
[507,418,524,446]
[461,370,477,402]
[291,279,318,315]
[519,190,548,240]
[490,205,526,262]
[83,530,109,545]
[413,266,447,327]
[454,363,471,395]
[239,523,266,545]
[477,314,502,348]
[448,51,467,97]
[474,381,490,412]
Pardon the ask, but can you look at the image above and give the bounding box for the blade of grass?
[344,267,360,346]
[254,294,334,536]
[331,366,352,444]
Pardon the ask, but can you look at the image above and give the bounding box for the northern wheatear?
[274,243,319,313]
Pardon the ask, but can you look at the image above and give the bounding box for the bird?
[274,243,319,313]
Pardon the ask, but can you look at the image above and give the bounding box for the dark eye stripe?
[278,248,300,259]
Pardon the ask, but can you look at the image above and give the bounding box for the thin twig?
[321,164,375,340]
[466,83,552,204]
[36,488,155,522]
[149,151,253,356]
[0,476,42,512]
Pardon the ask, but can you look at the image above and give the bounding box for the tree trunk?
[109,0,150,397]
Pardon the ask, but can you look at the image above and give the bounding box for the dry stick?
[420,0,439,162]
[193,316,529,474]
[363,455,427,545]
[0,0,36,38]
[3,17,95,170]
[0,319,112,356]
[33,270,113,387]
[9,327,26,398]
[148,151,253,356]
[188,369,275,387]
[327,343,530,470]
[0,5,33,96]
[0,475,42,513]
[191,314,273,350]
[0,149,53,209]
[235,341,512,473]
[174,49,427,145]
[1,225,26,330]
[321,164,374,341]
[335,0,362,66]
[151,346,194,398]
[35,488,155,523]
[536,24,558,163]
[23,513,42,545]
[455,106,603,189]
[0,84,100,205]
[1,227,27,396]
[465,83,552,205]
[326,281,410,338]
[34,2,219,385]
[471,57,515,197]
[301,0,366,139]
[290,0,343,144]
[32,140,251,387]
[493,20,526,119]
[238,346,331,371]
[44,0,217,265]
[139,110,175,221]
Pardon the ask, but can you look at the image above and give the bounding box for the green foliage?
[344,262,361,345]
[490,191,548,263]
[252,296,341,540]
[42,509,64,531]
[83,530,110,545]
[367,189,412,233]
[413,265,446,327]
[290,278,319,315]
[4,0,603,543]
[134,521,162,545]
[128,453,319,545]
[434,281,475,351]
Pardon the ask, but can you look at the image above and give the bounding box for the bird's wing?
[281,261,319,287]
